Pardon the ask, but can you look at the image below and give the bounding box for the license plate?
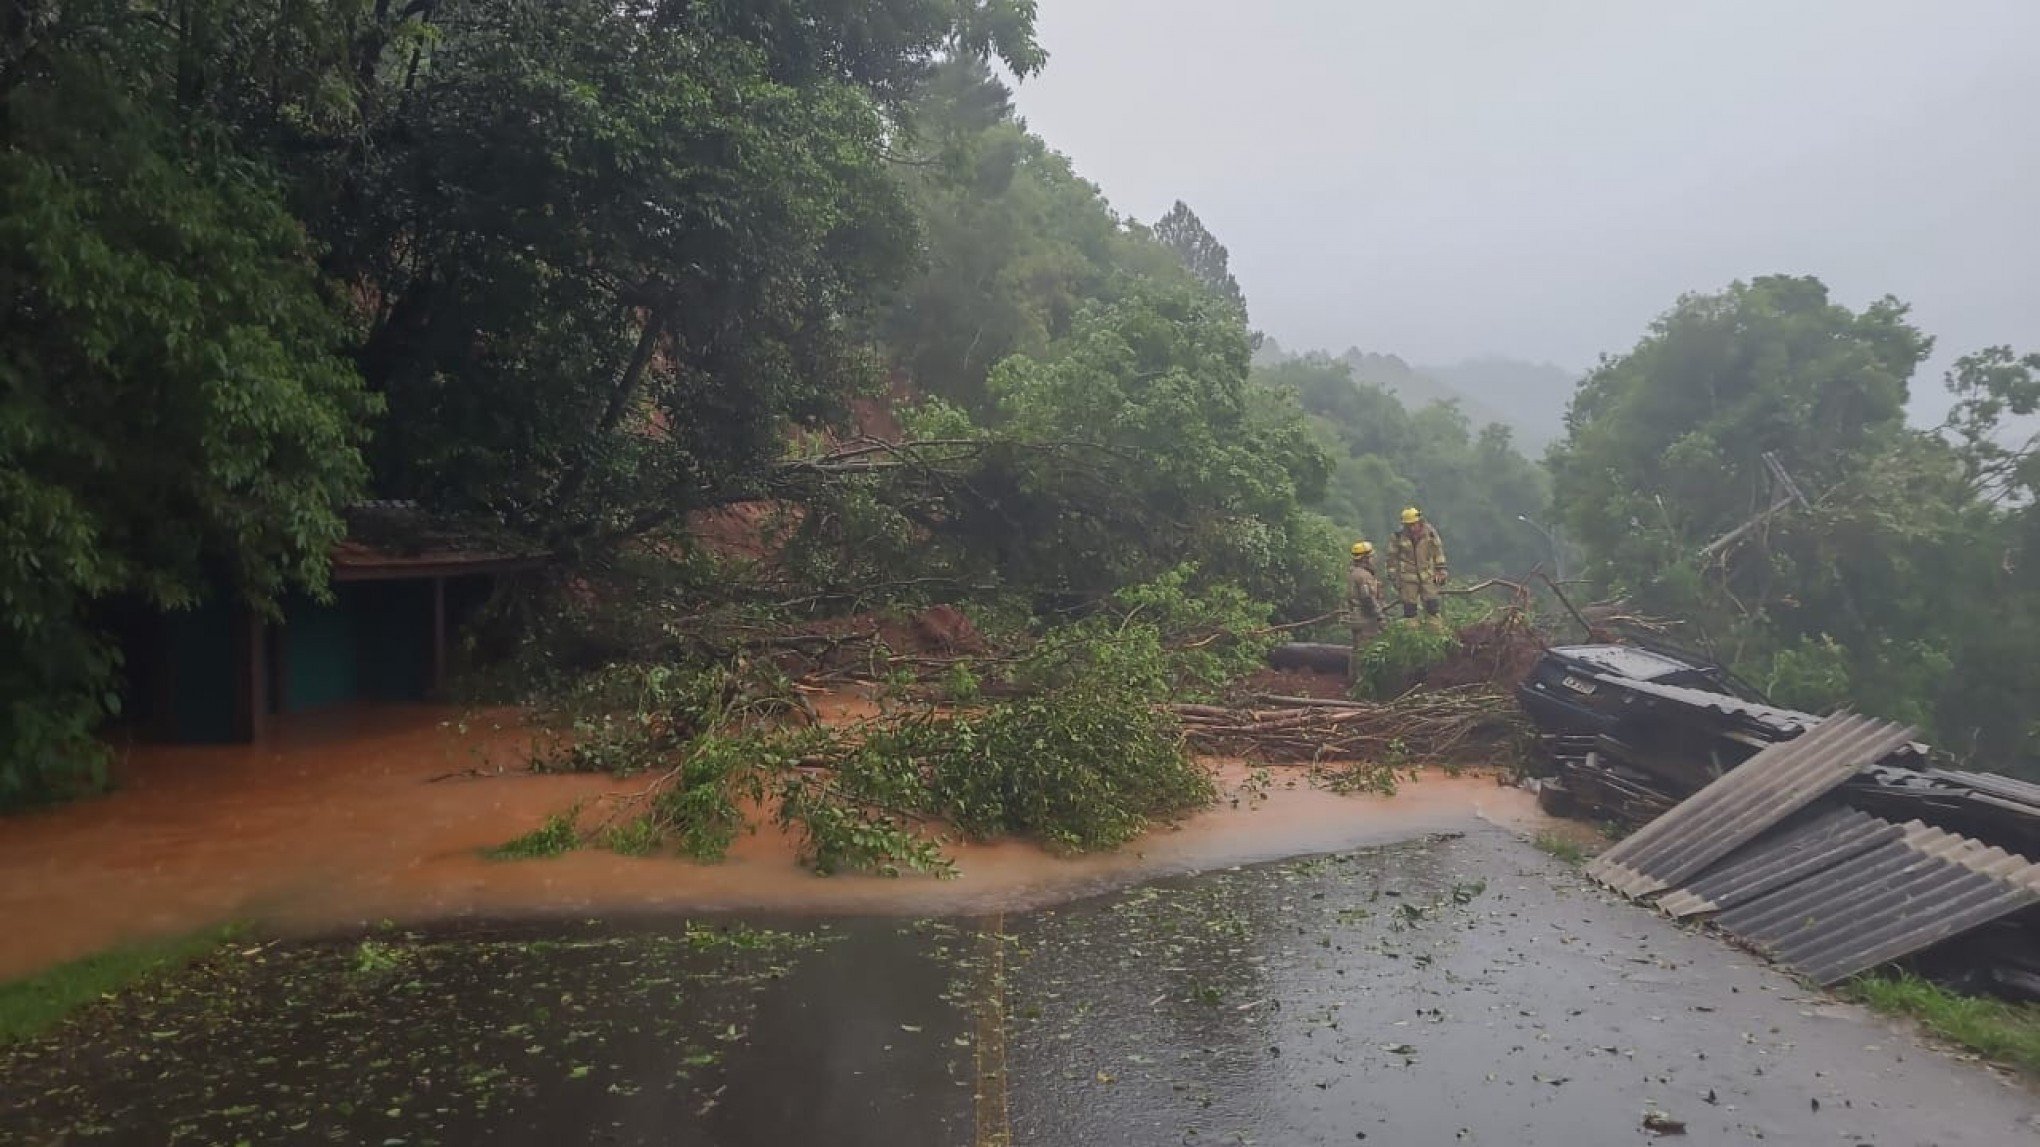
[1560,675,1597,695]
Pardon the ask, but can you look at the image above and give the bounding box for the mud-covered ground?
[0,702,1542,980]
[5,830,2036,1146]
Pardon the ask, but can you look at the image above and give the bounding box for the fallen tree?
[1172,687,1529,767]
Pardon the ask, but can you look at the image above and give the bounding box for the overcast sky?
[1011,1,2040,409]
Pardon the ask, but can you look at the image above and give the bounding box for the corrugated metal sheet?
[1712,821,2040,985]
[1655,808,1901,918]
[1585,673,1821,738]
[1587,713,1916,899]
[1927,768,2040,811]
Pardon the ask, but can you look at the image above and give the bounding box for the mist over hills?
[1256,339,1579,452]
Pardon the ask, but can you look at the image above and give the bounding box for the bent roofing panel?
[1712,822,2040,985]
[1926,768,2040,811]
[1587,713,1916,899]
[1586,673,1820,737]
[1655,808,1902,918]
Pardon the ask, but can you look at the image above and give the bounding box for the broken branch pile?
[1172,687,1528,765]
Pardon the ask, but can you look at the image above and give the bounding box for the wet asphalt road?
[4,828,2036,1145]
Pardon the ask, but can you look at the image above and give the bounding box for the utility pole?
[1697,451,1812,564]
[1517,514,1566,581]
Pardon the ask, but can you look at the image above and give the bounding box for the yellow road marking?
[971,912,1011,1147]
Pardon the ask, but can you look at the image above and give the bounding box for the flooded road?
[0,706,1541,980]
[5,830,2034,1145]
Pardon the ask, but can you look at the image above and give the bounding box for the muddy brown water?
[0,705,1542,981]
[4,832,2035,1146]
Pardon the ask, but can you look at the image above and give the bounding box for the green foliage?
[1,0,1044,805]
[531,660,799,777]
[938,662,983,704]
[854,59,1338,619]
[1352,623,1461,701]
[1752,635,1853,714]
[1013,568,1277,701]
[882,59,1191,414]
[0,924,244,1045]
[774,769,953,877]
[515,602,1224,871]
[1546,274,2040,775]
[488,810,583,861]
[646,731,781,863]
[857,685,1213,853]
[1,50,377,804]
[599,818,664,858]
[349,940,405,979]
[1847,972,2040,1075]
[1258,353,1552,577]
[1552,275,1929,625]
[1152,200,1250,326]
[963,280,1333,611]
[1315,760,1406,796]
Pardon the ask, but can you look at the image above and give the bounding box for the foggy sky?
[1011,1,2040,412]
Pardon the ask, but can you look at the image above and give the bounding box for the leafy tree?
[1545,274,2040,776]
[1152,200,1248,318]
[0,0,1046,800]
[1551,276,1930,631]
[258,1,1040,550]
[1,49,377,801]
[1256,354,1551,576]
[980,279,1332,609]
[1937,346,2040,505]
[881,58,1192,412]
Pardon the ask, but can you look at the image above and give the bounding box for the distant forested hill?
[1255,341,1577,451]
[1422,357,1578,452]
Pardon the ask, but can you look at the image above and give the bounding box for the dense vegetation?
[8,2,2035,814]
[0,4,1409,808]
[1550,275,2040,777]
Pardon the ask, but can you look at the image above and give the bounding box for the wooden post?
[234,605,267,742]
[432,576,447,698]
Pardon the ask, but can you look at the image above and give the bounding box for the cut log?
[1267,642,1351,674]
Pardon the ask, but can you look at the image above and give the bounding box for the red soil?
[0,704,1545,982]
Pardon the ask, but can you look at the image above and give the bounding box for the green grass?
[0,924,243,1045]
[1532,829,1593,865]
[487,808,582,860]
[1846,971,2040,1075]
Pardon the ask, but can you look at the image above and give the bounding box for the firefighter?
[1389,506,1448,619]
[1346,541,1386,679]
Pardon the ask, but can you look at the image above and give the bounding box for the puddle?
[0,706,1545,981]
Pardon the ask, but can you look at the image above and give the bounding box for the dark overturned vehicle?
[1517,641,2040,1001]
[1517,643,1773,740]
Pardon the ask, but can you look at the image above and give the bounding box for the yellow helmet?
[1351,541,1374,558]
[1401,506,1423,526]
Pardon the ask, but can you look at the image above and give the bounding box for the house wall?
[160,595,242,743]
[130,572,499,742]
[350,581,434,703]
[278,582,437,714]
[280,594,358,713]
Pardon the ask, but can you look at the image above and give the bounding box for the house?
[117,503,546,743]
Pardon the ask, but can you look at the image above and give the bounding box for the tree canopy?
[1258,354,1552,576]
[0,0,1049,801]
[1153,201,1248,321]
[1548,274,2040,776]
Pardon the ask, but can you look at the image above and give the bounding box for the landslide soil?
[0,702,1544,981]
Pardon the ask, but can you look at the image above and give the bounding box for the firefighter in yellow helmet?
[1389,506,1448,619]
[1345,541,1385,680]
